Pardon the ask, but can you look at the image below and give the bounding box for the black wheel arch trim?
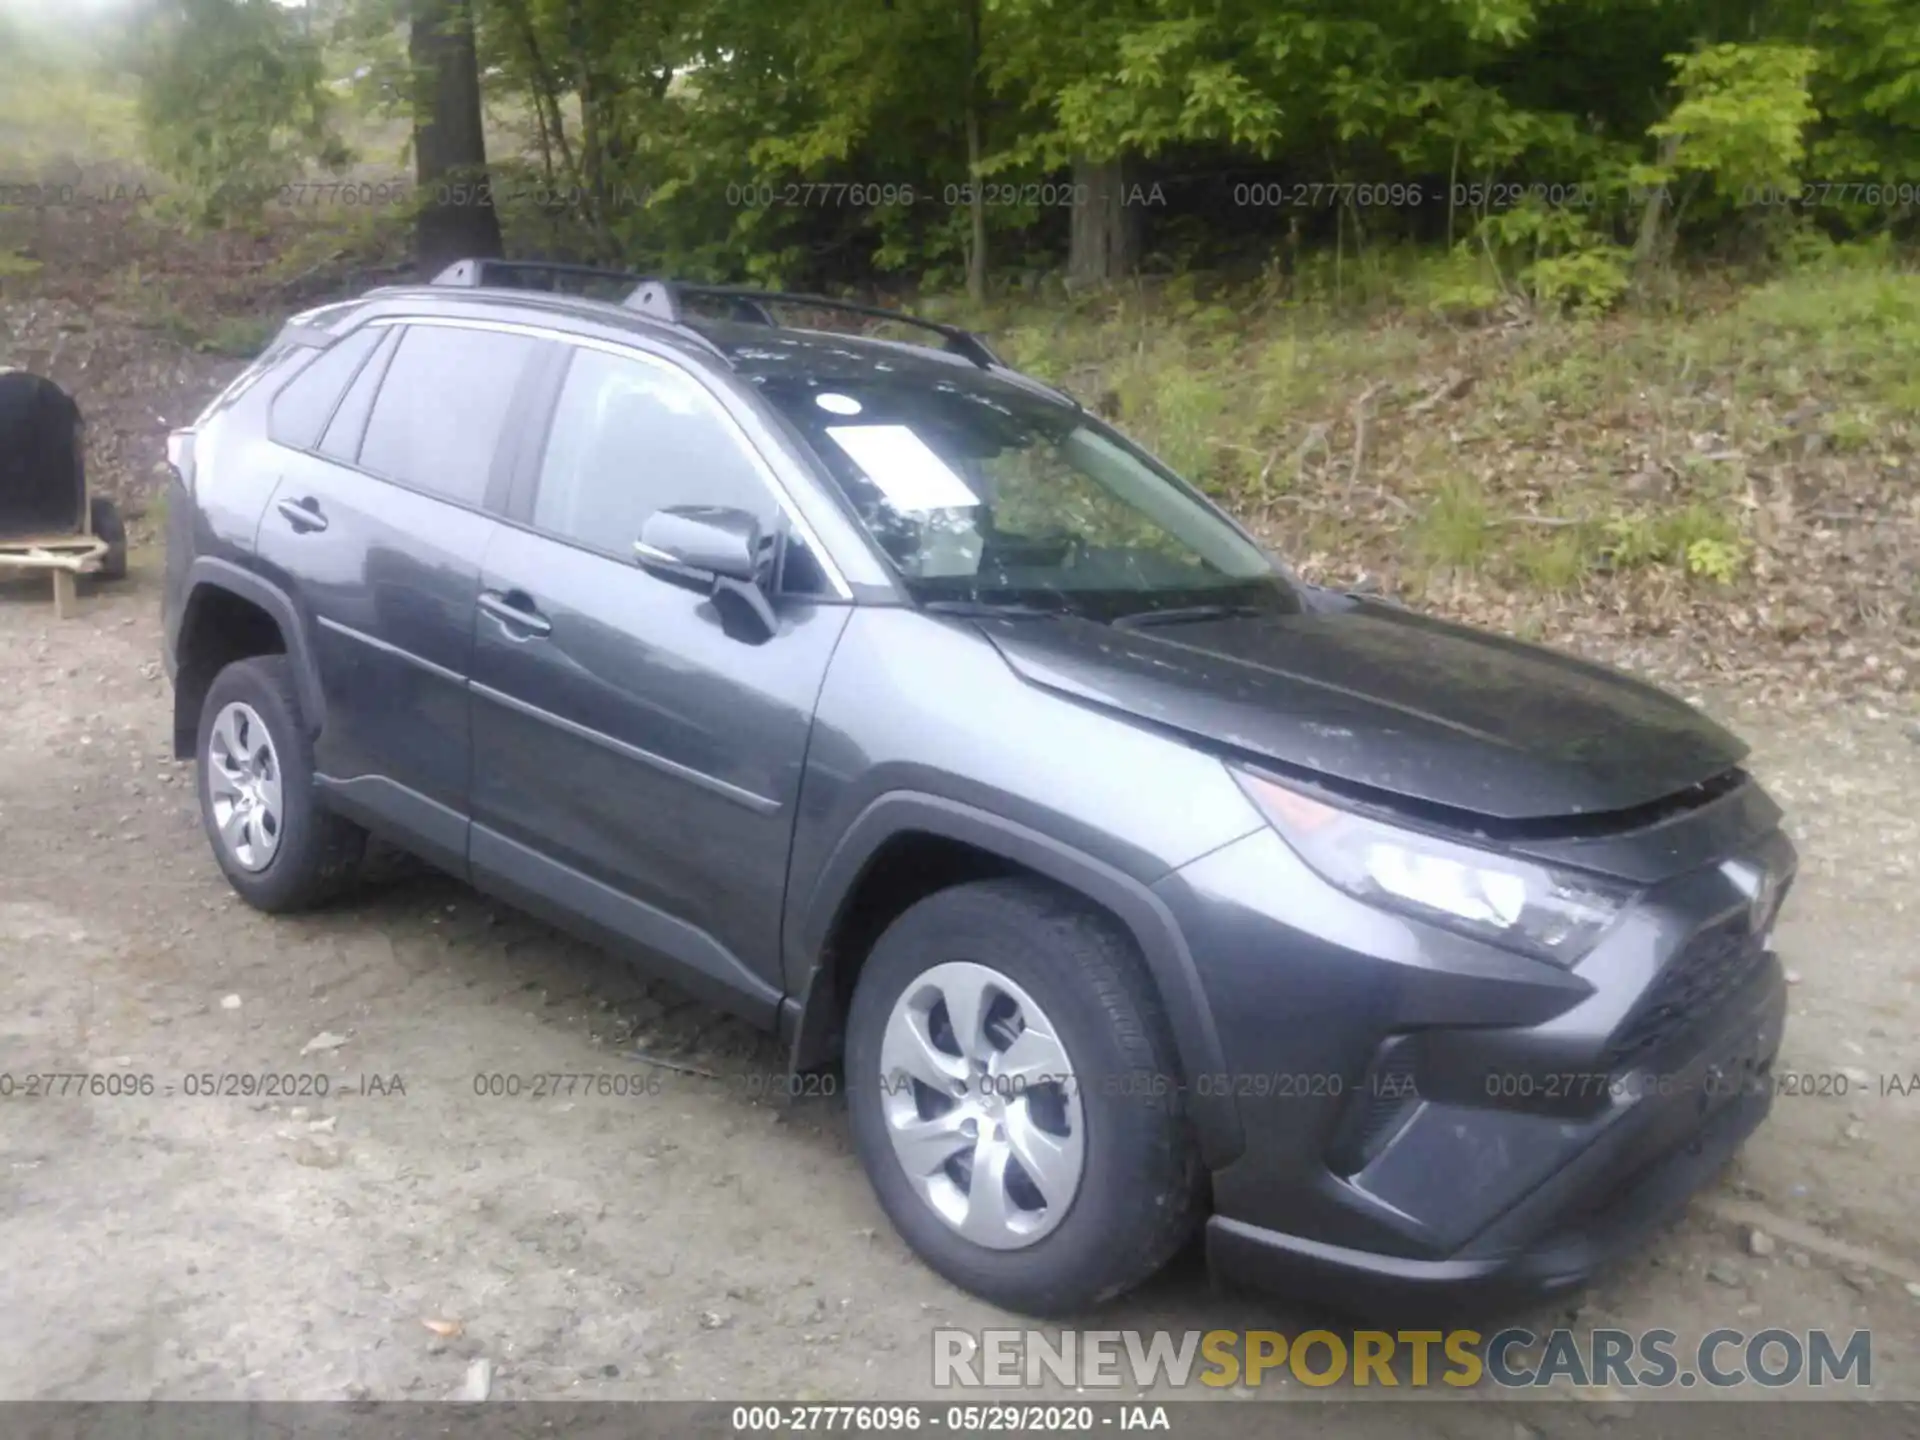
[785,790,1245,1168]
[177,557,327,742]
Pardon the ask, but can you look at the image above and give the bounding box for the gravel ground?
[1,557,1917,1408]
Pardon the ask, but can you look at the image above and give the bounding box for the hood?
[977,600,1747,821]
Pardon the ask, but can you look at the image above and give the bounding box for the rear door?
[467,339,852,1024]
[254,317,549,874]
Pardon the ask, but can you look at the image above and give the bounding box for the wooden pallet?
[0,533,107,618]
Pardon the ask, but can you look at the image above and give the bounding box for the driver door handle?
[275,496,328,533]
[479,589,552,637]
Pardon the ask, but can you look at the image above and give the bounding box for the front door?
[467,342,849,1023]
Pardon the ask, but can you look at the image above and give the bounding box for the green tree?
[133,0,349,225]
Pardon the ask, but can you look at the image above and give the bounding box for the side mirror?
[635,505,777,637]
[636,505,762,582]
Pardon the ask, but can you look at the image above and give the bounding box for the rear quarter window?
[267,326,385,451]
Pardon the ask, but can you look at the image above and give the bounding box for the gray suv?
[162,261,1793,1317]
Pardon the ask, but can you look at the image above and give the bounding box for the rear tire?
[195,655,365,912]
[89,496,126,581]
[845,878,1201,1315]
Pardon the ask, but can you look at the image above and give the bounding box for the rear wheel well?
[173,587,287,757]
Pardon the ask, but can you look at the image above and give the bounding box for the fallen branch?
[1490,514,1586,528]
[623,1049,719,1080]
[1347,382,1387,490]
[1407,368,1473,416]
[1289,421,1332,487]
[276,248,350,293]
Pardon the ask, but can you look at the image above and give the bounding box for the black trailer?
[0,368,126,615]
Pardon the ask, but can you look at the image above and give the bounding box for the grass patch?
[1511,527,1594,592]
[194,315,278,357]
[106,262,281,356]
[969,255,1920,601]
[1414,476,1494,571]
[1713,265,1920,415]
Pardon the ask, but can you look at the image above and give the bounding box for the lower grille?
[1603,916,1767,1070]
[1325,1039,1420,1175]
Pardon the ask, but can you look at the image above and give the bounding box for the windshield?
[752,371,1301,622]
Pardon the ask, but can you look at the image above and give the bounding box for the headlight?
[1232,768,1632,967]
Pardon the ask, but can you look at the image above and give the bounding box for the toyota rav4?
[162,260,1793,1318]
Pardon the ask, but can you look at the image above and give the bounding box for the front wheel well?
[796,831,1161,1073]
[172,586,287,757]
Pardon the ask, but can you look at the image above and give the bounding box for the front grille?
[1603,915,1767,1070]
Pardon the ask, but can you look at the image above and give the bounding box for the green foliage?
[106,0,1920,289]
[1647,43,1819,199]
[1685,536,1743,583]
[1602,503,1745,580]
[132,0,351,226]
[0,14,144,167]
[1476,201,1632,312]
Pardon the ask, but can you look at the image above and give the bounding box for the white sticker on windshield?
[825,425,978,511]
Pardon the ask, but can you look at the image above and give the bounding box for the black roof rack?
[625,281,1004,370]
[427,259,1003,370]
[429,258,644,293]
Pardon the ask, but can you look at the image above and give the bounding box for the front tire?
[195,655,365,912]
[845,878,1201,1315]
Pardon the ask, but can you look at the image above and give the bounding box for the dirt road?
[1,558,1918,1404]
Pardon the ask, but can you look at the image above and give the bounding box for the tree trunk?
[1633,131,1683,283]
[1066,155,1137,288]
[963,0,987,305]
[410,0,501,274]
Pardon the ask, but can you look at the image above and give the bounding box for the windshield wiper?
[920,598,1065,620]
[1110,602,1266,630]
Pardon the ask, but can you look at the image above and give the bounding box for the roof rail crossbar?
[422,258,731,363]
[623,281,1003,369]
[430,258,645,291]
[428,260,1004,372]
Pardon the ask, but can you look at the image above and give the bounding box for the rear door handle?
[275,496,328,533]
[479,589,552,637]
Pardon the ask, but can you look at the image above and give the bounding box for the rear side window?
[359,324,539,506]
[194,329,305,426]
[318,327,399,462]
[266,326,384,451]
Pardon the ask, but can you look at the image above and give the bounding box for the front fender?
[784,790,1245,1168]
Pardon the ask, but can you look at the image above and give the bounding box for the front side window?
[358,324,539,505]
[753,372,1297,620]
[531,347,776,553]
